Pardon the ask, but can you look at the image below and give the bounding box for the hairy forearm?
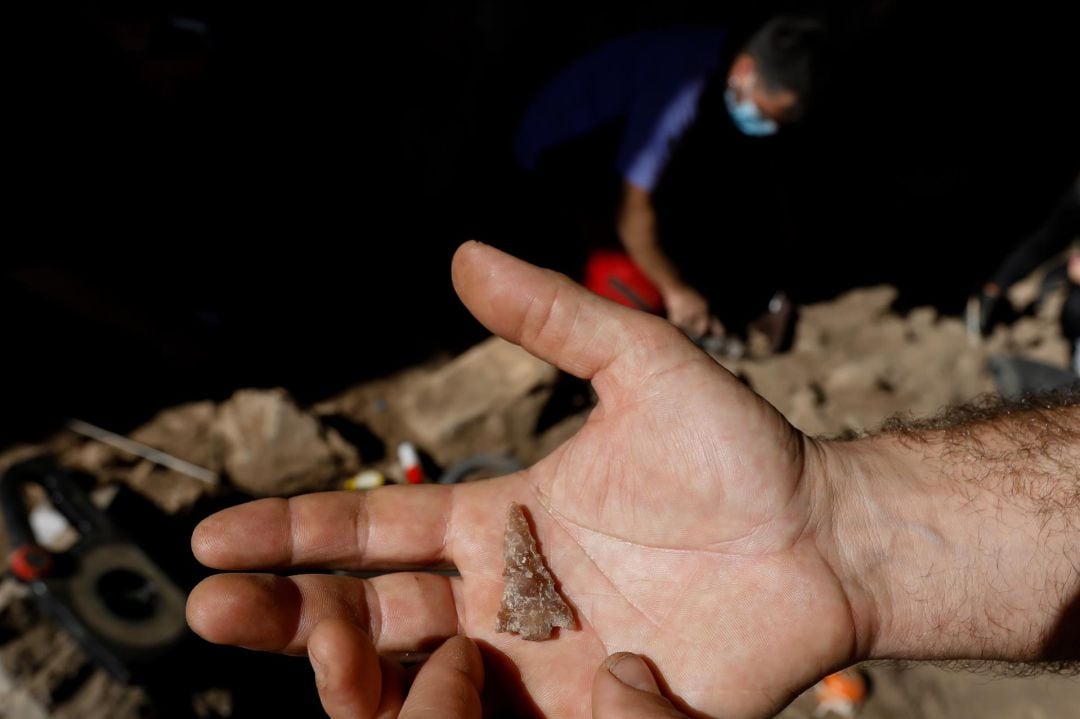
[812,393,1080,664]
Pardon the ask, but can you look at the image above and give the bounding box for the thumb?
[592,653,689,718]
[452,241,687,382]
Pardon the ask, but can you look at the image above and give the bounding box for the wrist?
[811,426,1080,663]
[806,435,912,661]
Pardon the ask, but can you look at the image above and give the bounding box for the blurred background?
[2,1,1079,717]
[5,0,1079,443]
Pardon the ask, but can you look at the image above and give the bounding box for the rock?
[0,685,49,719]
[123,461,208,515]
[118,401,223,512]
[1010,317,1049,347]
[719,285,1000,438]
[1007,270,1044,310]
[794,286,898,352]
[0,579,149,719]
[215,389,360,497]
[824,360,882,395]
[51,671,149,719]
[907,306,938,335]
[496,504,573,641]
[129,401,221,470]
[786,385,829,437]
[192,687,234,718]
[21,630,84,709]
[60,441,116,479]
[397,338,557,466]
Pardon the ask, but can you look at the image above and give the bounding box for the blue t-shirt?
[515,28,727,191]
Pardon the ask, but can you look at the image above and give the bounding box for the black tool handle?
[0,461,36,548]
[0,456,111,547]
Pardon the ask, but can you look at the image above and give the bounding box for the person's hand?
[660,283,711,337]
[307,626,483,718]
[398,644,693,719]
[345,638,685,719]
[592,653,691,718]
[186,242,858,718]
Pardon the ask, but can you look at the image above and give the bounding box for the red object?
[10,544,53,582]
[583,250,664,313]
[405,465,425,485]
[398,442,425,484]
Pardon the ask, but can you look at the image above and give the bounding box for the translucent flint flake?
[495,503,574,641]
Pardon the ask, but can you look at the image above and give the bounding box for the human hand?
[187,242,859,717]
[661,284,711,337]
[307,626,483,718]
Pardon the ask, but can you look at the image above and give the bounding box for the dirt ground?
[782,662,1080,719]
[2,280,1079,717]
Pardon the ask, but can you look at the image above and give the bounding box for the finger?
[186,572,460,655]
[308,619,382,719]
[709,317,726,338]
[687,311,709,338]
[309,623,407,719]
[452,241,681,381]
[192,486,455,571]
[400,636,484,719]
[376,659,406,718]
[592,653,687,718]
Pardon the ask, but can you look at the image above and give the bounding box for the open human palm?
[187,242,857,718]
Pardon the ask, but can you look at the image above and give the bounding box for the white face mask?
[725,74,780,137]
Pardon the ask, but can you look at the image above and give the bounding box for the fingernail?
[606,653,658,693]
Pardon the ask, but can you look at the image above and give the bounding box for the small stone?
[496,503,573,641]
[215,388,359,497]
[397,338,558,465]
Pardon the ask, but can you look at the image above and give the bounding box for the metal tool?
[437,454,524,484]
[66,418,218,486]
[1,457,189,682]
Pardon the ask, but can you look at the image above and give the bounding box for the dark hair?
[745,16,829,116]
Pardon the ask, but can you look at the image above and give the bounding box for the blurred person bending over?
[514,17,829,342]
[976,175,1080,368]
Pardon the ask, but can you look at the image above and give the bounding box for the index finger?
[192,485,457,571]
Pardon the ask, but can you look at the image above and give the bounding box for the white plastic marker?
[397,442,424,484]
